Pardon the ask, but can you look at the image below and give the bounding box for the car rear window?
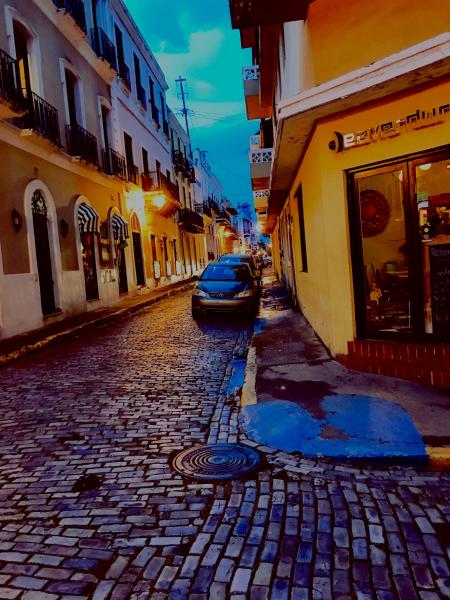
[200,264,252,282]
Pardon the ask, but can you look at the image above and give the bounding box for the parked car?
[219,253,261,283]
[192,262,258,318]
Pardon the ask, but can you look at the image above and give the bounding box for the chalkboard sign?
[429,243,450,339]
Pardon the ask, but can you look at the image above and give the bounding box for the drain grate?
[172,443,262,481]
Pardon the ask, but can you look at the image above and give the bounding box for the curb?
[0,281,196,369]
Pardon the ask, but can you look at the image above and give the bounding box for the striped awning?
[78,203,100,234]
[111,214,129,240]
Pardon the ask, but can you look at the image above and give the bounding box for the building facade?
[230,0,450,389]
[0,0,232,340]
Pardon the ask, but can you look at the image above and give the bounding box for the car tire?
[192,308,202,320]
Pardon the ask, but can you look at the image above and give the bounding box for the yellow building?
[230,0,450,389]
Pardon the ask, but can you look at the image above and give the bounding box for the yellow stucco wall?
[0,141,121,275]
[307,0,450,86]
[287,80,450,355]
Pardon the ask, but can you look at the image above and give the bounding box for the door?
[13,22,31,98]
[117,245,128,294]
[132,232,145,285]
[32,190,57,316]
[350,150,450,341]
[81,232,99,301]
[411,155,450,340]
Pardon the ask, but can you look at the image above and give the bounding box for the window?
[115,25,125,68]
[134,53,145,106]
[296,185,308,272]
[101,105,110,149]
[150,234,157,261]
[65,69,78,126]
[124,132,134,166]
[142,148,149,174]
[13,22,31,97]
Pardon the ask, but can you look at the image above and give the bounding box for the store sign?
[329,104,450,152]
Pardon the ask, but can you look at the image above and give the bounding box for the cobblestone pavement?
[0,291,449,599]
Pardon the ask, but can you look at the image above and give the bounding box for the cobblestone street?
[0,290,449,599]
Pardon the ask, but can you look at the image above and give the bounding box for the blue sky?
[123,0,256,207]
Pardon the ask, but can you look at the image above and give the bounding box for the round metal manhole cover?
[172,443,262,481]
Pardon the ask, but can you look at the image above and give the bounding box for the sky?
[123,0,256,208]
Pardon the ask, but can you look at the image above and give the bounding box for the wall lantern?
[11,209,23,232]
[60,218,69,238]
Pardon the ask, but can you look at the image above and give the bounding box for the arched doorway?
[77,202,100,301]
[130,213,145,286]
[31,190,57,315]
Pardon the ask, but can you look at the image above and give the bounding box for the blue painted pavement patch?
[240,395,427,460]
[226,359,247,395]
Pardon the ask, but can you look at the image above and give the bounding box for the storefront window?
[356,167,411,334]
[415,159,450,337]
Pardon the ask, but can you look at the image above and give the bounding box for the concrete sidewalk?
[241,274,450,469]
[0,278,196,368]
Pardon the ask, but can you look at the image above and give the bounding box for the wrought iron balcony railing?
[102,147,127,179]
[142,170,180,204]
[172,149,184,174]
[216,211,231,226]
[118,62,131,90]
[0,48,26,112]
[15,91,61,146]
[90,27,116,71]
[137,84,146,108]
[127,163,140,185]
[66,123,99,166]
[178,208,204,234]
[53,0,86,33]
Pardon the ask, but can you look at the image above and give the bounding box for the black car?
[192,262,258,318]
[219,253,261,283]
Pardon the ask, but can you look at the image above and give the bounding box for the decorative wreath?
[360,189,391,237]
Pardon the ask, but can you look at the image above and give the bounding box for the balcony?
[209,198,220,214]
[0,49,27,119]
[202,203,212,218]
[253,189,269,212]
[243,65,265,120]
[250,146,273,191]
[118,62,131,90]
[90,27,117,72]
[66,123,99,166]
[102,147,127,179]
[229,0,311,29]
[137,84,146,109]
[142,170,179,201]
[53,0,86,33]
[178,208,204,234]
[142,170,181,217]
[172,149,184,175]
[15,91,61,147]
[216,211,231,227]
[127,163,140,185]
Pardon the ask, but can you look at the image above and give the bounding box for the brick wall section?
[336,340,450,391]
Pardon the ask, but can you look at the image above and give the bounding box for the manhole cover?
[172,443,262,481]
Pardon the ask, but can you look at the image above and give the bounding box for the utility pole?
[176,76,192,158]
